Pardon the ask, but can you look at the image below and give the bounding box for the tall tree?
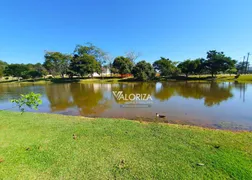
[74,43,107,65]
[153,57,180,77]
[132,60,155,81]
[112,56,134,75]
[68,54,101,77]
[43,51,71,77]
[205,50,236,77]
[74,43,107,77]
[125,51,141,64]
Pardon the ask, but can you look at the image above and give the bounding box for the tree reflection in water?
[154,82,176,101]
[154,82,233,107]
[46,84,74,112]
[111,82,156,104]
[70,83,111,116]
[45,82,236,111]
[45,83,111,116]
[110,81,233,107]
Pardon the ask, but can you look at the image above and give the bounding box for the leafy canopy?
[43,51,71,77]
[178,60,197,77]
[4,64,29,78]
[112,56,134,75]
[69,54,101,77]
[178,59,206,77]
[74,43,107,65]
[153,57,180,76]
[132,60,155,81]
[205,50,236,77]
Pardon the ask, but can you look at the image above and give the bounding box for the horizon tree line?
[0,43,250,81]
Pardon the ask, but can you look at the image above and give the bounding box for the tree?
[68,54,101,77]
[178,59,198,78]
[112,56,134,75]
[153,57,180,77]
[70,43,107,77]
[33,63,48,77]
[0,60,8,78]
[4,64,29,80]
[125,51,141,64]
[178,59,206,78]
[28,71,43,79]
[22,63,48,79]
[132,60,155,81]
[205,50,236,77]
[74,43,107,76]
[226,68,237,76]
[11,92,42,113]
[43,51,71,77]
[194,58,206,77]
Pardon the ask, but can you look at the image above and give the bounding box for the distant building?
[91,67,111,77]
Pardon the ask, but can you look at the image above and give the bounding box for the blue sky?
[0,0,251,64]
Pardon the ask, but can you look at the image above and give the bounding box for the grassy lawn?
[235,74,252,82]
[0,112,251,179]
[188,74,252,82]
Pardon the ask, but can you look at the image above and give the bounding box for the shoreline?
[1,74,252,85]
[2,110,251,132]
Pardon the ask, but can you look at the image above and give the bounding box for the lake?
[0,81,251,130]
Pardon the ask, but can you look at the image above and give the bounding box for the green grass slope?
[0,111,251,179]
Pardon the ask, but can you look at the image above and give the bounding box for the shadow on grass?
[51,78,80,83]
[169,76,215,81]
[0,79,18,84]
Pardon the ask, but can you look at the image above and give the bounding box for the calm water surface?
[0,81,251,130]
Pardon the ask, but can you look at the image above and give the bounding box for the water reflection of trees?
[109,82,234,107]
[154,83,176,101]
[45,84,74,112]
[202,83,233,107]
[0,81,247,114]
[45,83,111,115]
[111,83,156,104]
[154,82,234,107]
[70,83,111,115]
